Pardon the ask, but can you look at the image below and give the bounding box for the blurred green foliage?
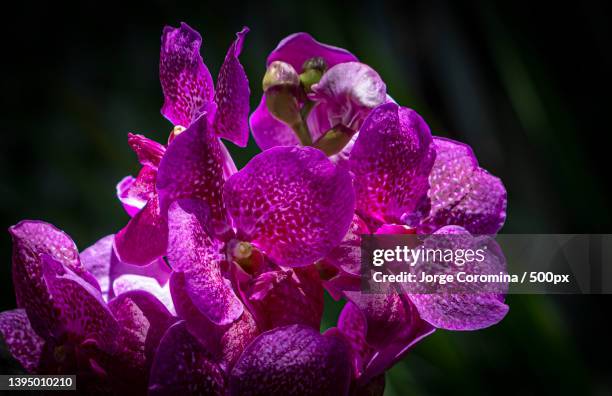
[1,1,611,394]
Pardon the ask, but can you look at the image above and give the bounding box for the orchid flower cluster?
[0,22,507,395]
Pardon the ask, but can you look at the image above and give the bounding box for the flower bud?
[262,61,299,92]
[300,57,327,93]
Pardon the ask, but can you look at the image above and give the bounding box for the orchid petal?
[9,220,98,338]
[321,214,369,276]
[419,137,507,234]
[213,27,250,147]
[127,133,166,169]
[0,309,45,373]
[116,166,157,218]
[41,255,120,352]
[157,115,232,235]
[250,95,299,150]
[109,290,176,373]
[407,226,509,330]
[350,103,435,227]
[343,291,434,381]
[114,193,168,266]
[229,324,352,396]
[224,146,355,267]
[170,272,258,368]
[148,321,225,395]
[267,32,357,72]
[160,22,214,127]
[167,199,242,325]
[310,62,386,130]
[113,275,175,315]
[81,235,171,302]
[247,266,323,331]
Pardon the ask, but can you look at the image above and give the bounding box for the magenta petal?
[230,324,352,396]
[41,255,120,352]
[148,321,225,395]
[343,291,434,381]
[250,95,299,150]
[337,302,373,378]
[407,226,509,330]
[157,115,233,235]
[310,62,386,130]
[114,194,168,266]
[167,199,242,325]
[9,220,99,337]
[109,290,176,373]
[267,32,358,72]
[350,103,435,226]
[160,22,214,127]
[0,309,45,373]
[81,235,171,302]
[247,266,323,331]
[224,146,355,267]
[213,28,250,147]
[116,166,157,218]
[170,272,259,368]
[127,133,166,169]
[113,275,175,315]
[322,214,369,276]
[419,137,507,234]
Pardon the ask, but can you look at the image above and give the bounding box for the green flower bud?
[300,57,328,93]
[263,61,299,92]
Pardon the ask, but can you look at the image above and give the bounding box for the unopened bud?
[300,57,327,93]
[263,61,299,92]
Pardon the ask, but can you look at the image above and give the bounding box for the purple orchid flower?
[2,22,511,396]
[2,221,176,394]
[250,33,388,162]
[114,22,251,266]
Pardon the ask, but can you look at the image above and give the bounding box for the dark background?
[1,1,611,394]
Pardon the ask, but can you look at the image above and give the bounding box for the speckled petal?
[41,255,120,352]
[337,302,373,378]
[343,291,434,381]
[116,166,157,217]
[247,266,323,330]
[419,137,507,234]
[407,226,509,330]
[310,62,386,130]
[156,115,232,235]
[9,220,99,338]
[350,103,435,227]
[160,22,214,127]
[321,214,369,276]
[250,95,299,150]
[127,133,166,169]
[213,28,250,147]
[114,194,168,266]
[0,309,45,373]
[170,271,259,368]
[148,321,225,395]
[167,199,242,325]
[224,146,355,267]
[109,290,176,372]
[113,274,175,315]
[229,324,352,396]
[81,235,171,302]
[267,32,358,72]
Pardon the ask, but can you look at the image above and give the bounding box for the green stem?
[291,120,313,146]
